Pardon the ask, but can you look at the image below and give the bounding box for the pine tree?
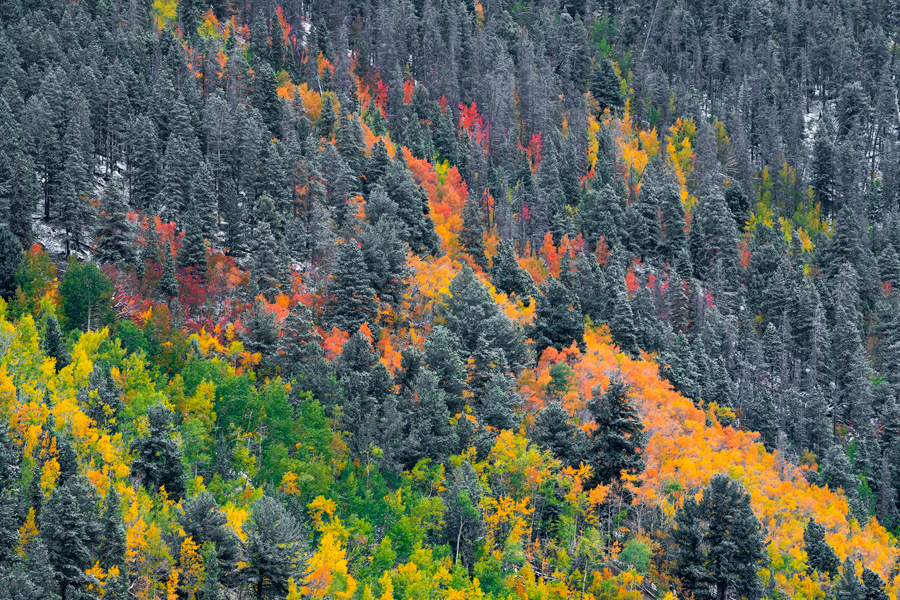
[95,179,134,265]
[861,567,889,600]
[129,115,160,211]
[130,404,186,501]
[178,206,208,275]
[192,160,218,241]
[833,559,865,600]
[672,474,766,600]
[58,122,96,257]
[610,278,640,358]
[405,369,458,466]
[534,401,582,467]
[326,238,377,332]
[242,299,279,366]
[179,491,240,575]
[585,377,645,487]
[277,302,323,376]
[221,178,246,257]
[317,95,337,139]
[98,486,126,571]
[460,192,487,268]
[529,276,584,356]
[0,226,22,301]
[158,242,179,300]
[239,496,310,600]
[40,476,101,599]
[803,517,840,578]
[590,58,623,112]
[423,326,468,414]
[250,221,288,301]
[490,240,535,302]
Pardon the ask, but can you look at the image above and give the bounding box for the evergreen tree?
[277,302,323,376]
[221,178,246,257]
[249,221,288,301]
[158,242,180,300]
[239,496,310,600]
[179,491,240,576]
[861,567,889,600]
[460,192,487,268]
[534,401,582,467]
[590,58,623,112]
[405,369,458,466]
[95,179,134,265]
[672,474,766,600]
[610,277,640,358]
[585,377,645,487]
[130,404,186,501]
[178,206,208,275]
[423,326,468,414]
[129,115,160,211]
[242,299,279,367]
[802,517,840,578]
[97,486,126,571]
[326,238,377,332]
[0,226,22,301]
[40,477,101,600]
[529,276,584,356]
[490,240,535,302]
[833,559,865,600]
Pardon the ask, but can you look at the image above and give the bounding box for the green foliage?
[59,259,113,332]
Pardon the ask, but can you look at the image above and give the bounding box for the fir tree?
[534,401,582,467]
[529,276,584,356]
[460,192,487,268]
[610,282,640,359]
[130,404,186,501]
[803,518,840,578]
[129,115,160,211]
[239,496,310,600]
[178,206,208,275]
[590,58,623,112]
[833,559,865,600]
[98,486,126,571]
[672,474,766,600]
[490,239,535,302]
[326,238,377,332]
[179,491,240,576]
[158,242,179,300]
[277,302,323,376]
[405,369,458,466]
[242,299,279,367]
[861,567,889,600]
[40,476,101,600]
[423,326,468,414]
[585,377,645,487]
[95,179,134,265]
[0,226,22,301]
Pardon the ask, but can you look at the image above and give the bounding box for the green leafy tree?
[673,474,766,600]
[60,258,113,332]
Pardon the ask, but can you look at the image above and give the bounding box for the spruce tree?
[239,496,310,600]
[95,179,134,265]
[833,559,865,600]
[97,486,126,571]
[610,281,640,358]
[178,491,240,575]
[277,302,323,375]
[130,404,186,501]
[590,58,623,112]
[861,568,889,600]
[178,206,208,275]
[0,226,22,301]
[158,242,179,300]
[585,377,645,487]
[40,476,102,600]
[242,299,279,367]
[460,192,487,268]
[423,326,468,414]
[534,401,582,467]
[405,369,458,466]
[529,276,584,356]
[326,238,377,332]
[490,240,535,302]
[129,115,160,211]
[672,474,766,600]
[803,517,840,578]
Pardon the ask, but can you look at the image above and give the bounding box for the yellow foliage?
[16,507,38,557]
[152,0,178,31]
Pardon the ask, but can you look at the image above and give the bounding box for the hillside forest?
[2,0,900,598]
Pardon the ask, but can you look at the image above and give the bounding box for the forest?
[1,0,900,598]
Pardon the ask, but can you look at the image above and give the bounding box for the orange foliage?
[322,328,350,360]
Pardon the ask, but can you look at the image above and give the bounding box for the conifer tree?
[529,276,584,356]
[861,568,889,600]
[610,281,640,358]
[833,559,865,600]
[130,404,186,501]
[326,238,377,332]
[590,58,623,112]
[423,326,468,414]
[460,192,487,268]
[277,302,323,375]
[221,178,246,257]
[40,476,102,599]
[585,377,645,487]
[0,226,22,301]
[158,242,179,300]
[95,179,134,265]
[406,369,458,466]
[98,486,126,571]
[179,491,240,576]
[178,206,208,275]
[490,240,535,302]
[239,496,310,600]
[672,474,766,600]
[534,401,582,467]
[129,115,160,211]
[803,517,840,578]
[242,299,279,366]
